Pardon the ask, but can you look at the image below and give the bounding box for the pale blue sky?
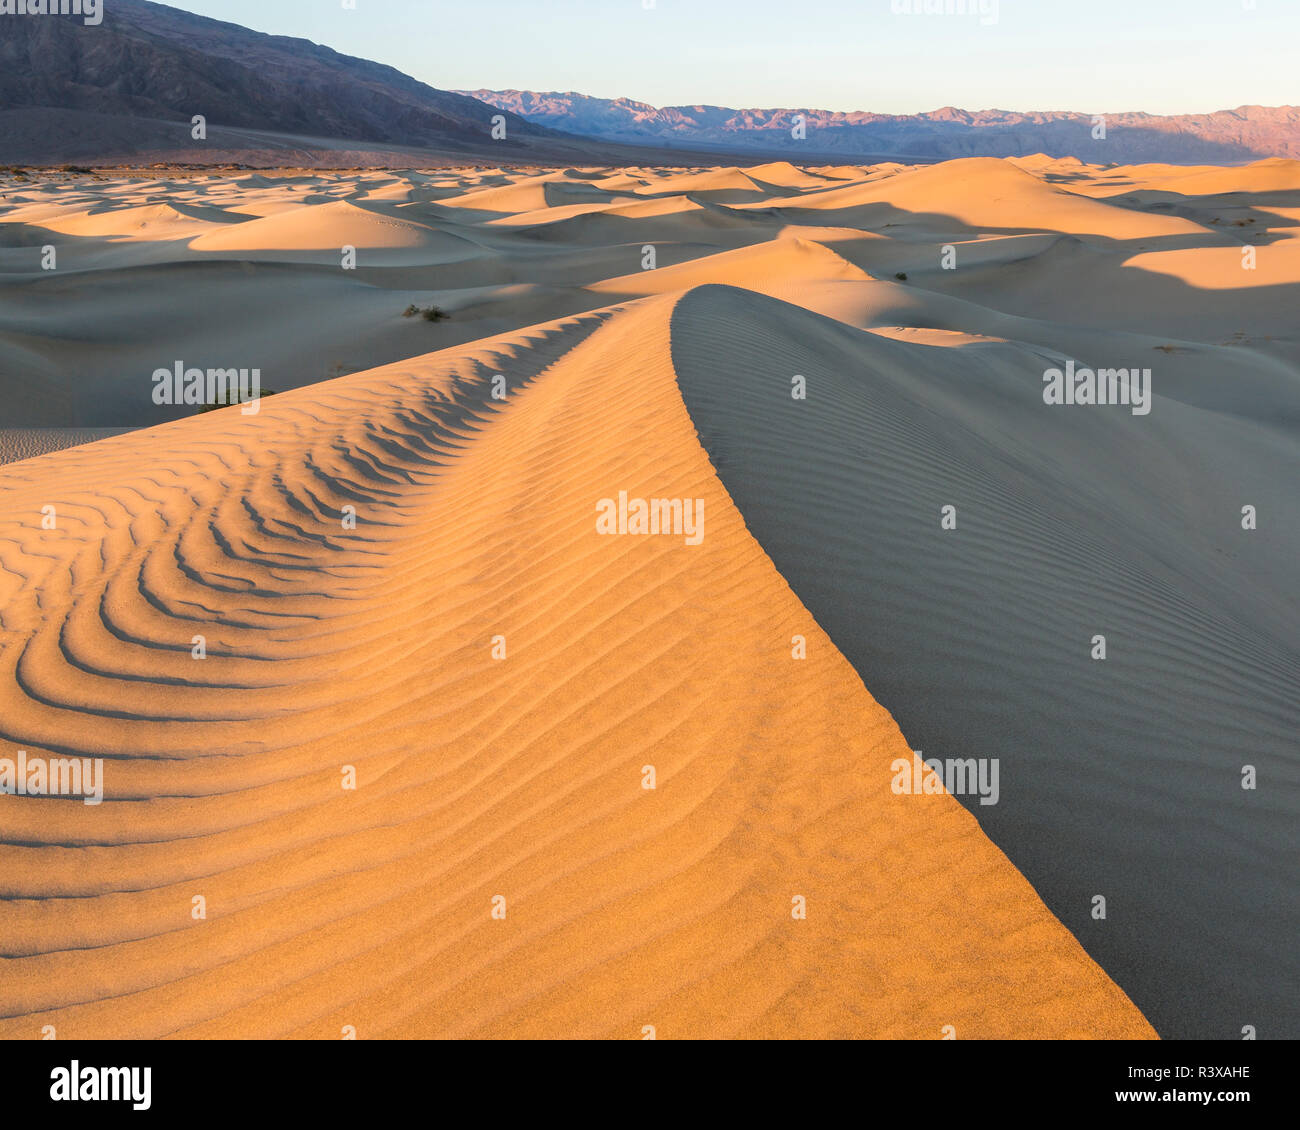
[162,0,1296,116]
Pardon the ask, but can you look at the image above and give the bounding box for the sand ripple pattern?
[0,297,1152,1039]
[672,284,1300,1039]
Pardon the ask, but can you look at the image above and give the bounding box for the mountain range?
[1,1,1297,167]
[0,0,665,166]
[461,90,1300,165]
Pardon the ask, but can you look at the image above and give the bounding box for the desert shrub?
[402,304,449,321]
[197,387,277,413]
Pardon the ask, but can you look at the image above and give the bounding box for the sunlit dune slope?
[188,199,479,260]
[0,295,1153,1040]
[766,157,1210,240]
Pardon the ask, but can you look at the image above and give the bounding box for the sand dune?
[35,202,243,239]
[1085,158,1300,198]
[189,199,475,258]
[670,285,1299,1039]
[0,297,1154,1040]
[633,167,772,198]
[0,428,135,466]
[590,235,875,297]
[769,158,1211,240]
[435,176,617,216]
[2,155,1297,1039]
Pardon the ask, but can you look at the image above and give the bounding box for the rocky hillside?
[0,1,573,163]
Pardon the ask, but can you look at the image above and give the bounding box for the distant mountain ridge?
[4,0,1295,168]
[459,91,1300,164]
[0,0,598,164]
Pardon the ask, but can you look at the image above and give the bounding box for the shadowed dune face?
[670,284,1299,1040]
[0,301,1154,1040]
[1,155,1297,1039]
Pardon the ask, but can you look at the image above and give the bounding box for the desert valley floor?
[0,156,1296,1039]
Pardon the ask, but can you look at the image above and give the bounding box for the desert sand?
[1,155,1297,1039]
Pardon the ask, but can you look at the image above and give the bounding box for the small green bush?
[197,388,277,413]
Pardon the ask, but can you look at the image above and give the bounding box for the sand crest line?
[0,287,1155,1038]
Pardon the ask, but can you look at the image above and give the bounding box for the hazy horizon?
[159,0,1298,119]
